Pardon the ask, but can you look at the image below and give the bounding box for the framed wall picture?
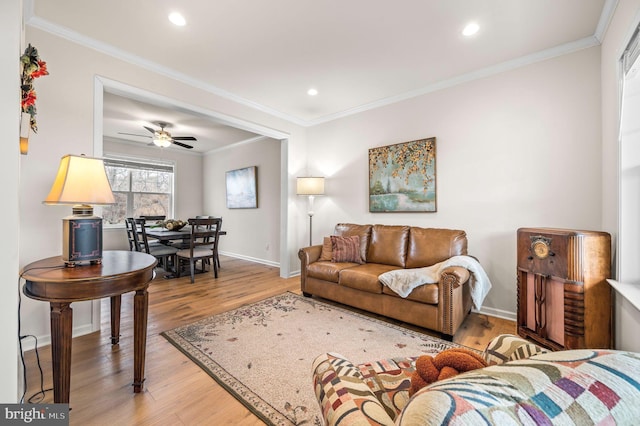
[369,137,436,212]
[226,166,258,209]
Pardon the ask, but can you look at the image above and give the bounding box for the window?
[102,157,175,225]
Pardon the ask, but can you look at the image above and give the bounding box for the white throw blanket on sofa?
[378,255,492,310]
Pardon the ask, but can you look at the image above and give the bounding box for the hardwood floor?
[22,256,515,425]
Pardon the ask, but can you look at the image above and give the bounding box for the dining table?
[145,226,226,245]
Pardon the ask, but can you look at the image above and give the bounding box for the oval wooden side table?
[22,250,157,404]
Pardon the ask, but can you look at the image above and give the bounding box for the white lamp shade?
[43,154,116,205]
[297,177,325,196]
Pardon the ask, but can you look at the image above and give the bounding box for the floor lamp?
[297,177,325,246]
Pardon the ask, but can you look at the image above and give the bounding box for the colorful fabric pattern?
[397,350,640,425]
[312,353,416,425]
[313,337,640,425]
[483,333,549,365]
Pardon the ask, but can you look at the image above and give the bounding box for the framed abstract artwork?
[369,137,436,212]
[226,166,258,209]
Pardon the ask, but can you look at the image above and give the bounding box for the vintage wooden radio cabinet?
[516,228,613,350]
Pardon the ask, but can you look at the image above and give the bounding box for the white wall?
[306,47,603,319]
[19,26,306,345]
[601,0,640,351]
[204,138,282,266]
[0,0,22,402]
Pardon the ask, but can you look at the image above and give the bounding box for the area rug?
[161,292,460,425]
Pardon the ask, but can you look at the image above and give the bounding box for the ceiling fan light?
[153,133,172,148]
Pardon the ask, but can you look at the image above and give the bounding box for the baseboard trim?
[20,323,94,352]
[218,251,280,268]
[473,306,517,322]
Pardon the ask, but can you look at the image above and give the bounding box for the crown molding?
[25,13,308,127]
[595,0,619,43]
[203,135,269,156]
[305,36,601,126]
[26,3,608,128]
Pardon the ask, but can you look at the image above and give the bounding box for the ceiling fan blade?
[171,136,197,141]
[118,132,151,138]
[143,126,156,134]
[172,140,193,149]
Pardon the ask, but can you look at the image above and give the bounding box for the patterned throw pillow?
[331,235,364,264]
[319,237,333,261]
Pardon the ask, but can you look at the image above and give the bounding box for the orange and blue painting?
[369,137,436,212]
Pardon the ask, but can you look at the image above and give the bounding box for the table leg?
[50,302,72,404]
[132,287,149,392]
[110,295,121,344]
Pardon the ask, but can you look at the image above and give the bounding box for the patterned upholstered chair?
[312,335,640,425]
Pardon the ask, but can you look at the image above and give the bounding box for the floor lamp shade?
[296,177,325,196]
[297,177,325,246]
[44,154,116,266]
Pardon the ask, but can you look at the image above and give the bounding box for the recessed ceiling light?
[168,12,186,26]
[462,22,479,37]
[307,88,318,96]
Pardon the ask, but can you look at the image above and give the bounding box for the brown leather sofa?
[298,223,472,340]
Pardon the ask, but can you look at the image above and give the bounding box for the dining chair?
[140,215,166,224]
[128,218,178,273]
[125,217,139,251]
[195,215,223,269]
[176,217,222,283]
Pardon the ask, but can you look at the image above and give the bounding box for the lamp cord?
[18,266,66,403]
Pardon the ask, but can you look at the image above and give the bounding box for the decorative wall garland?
[20,44,48,155]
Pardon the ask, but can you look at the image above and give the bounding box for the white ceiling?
[27,0,613,153]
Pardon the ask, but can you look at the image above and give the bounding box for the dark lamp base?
[62,214,103,267]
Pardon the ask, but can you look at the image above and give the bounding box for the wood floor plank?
[22,255,514,424]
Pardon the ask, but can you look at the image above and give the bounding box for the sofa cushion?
[330,235,364,264]
[335,223,372,262]
[367,225,409,267]
[319,237,333,261]
[382,283,439,304]
[406,227,467,268]
[339,263,399,293]
[307,261,358,283]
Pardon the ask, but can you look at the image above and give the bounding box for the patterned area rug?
[161,292,459,425]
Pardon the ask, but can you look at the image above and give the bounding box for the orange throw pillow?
[319,237,333,261]
[409,348,487,396]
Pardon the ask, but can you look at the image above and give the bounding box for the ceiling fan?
[118,122,196,149]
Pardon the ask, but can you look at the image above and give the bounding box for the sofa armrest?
[438,266,471,337]
[299,245,322,265]
[439,266,470,289]
[312,353,395,426]
[299,245,322,295]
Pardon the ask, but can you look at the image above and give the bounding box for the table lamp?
[296,176,325,246]
[43,154,116,266]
